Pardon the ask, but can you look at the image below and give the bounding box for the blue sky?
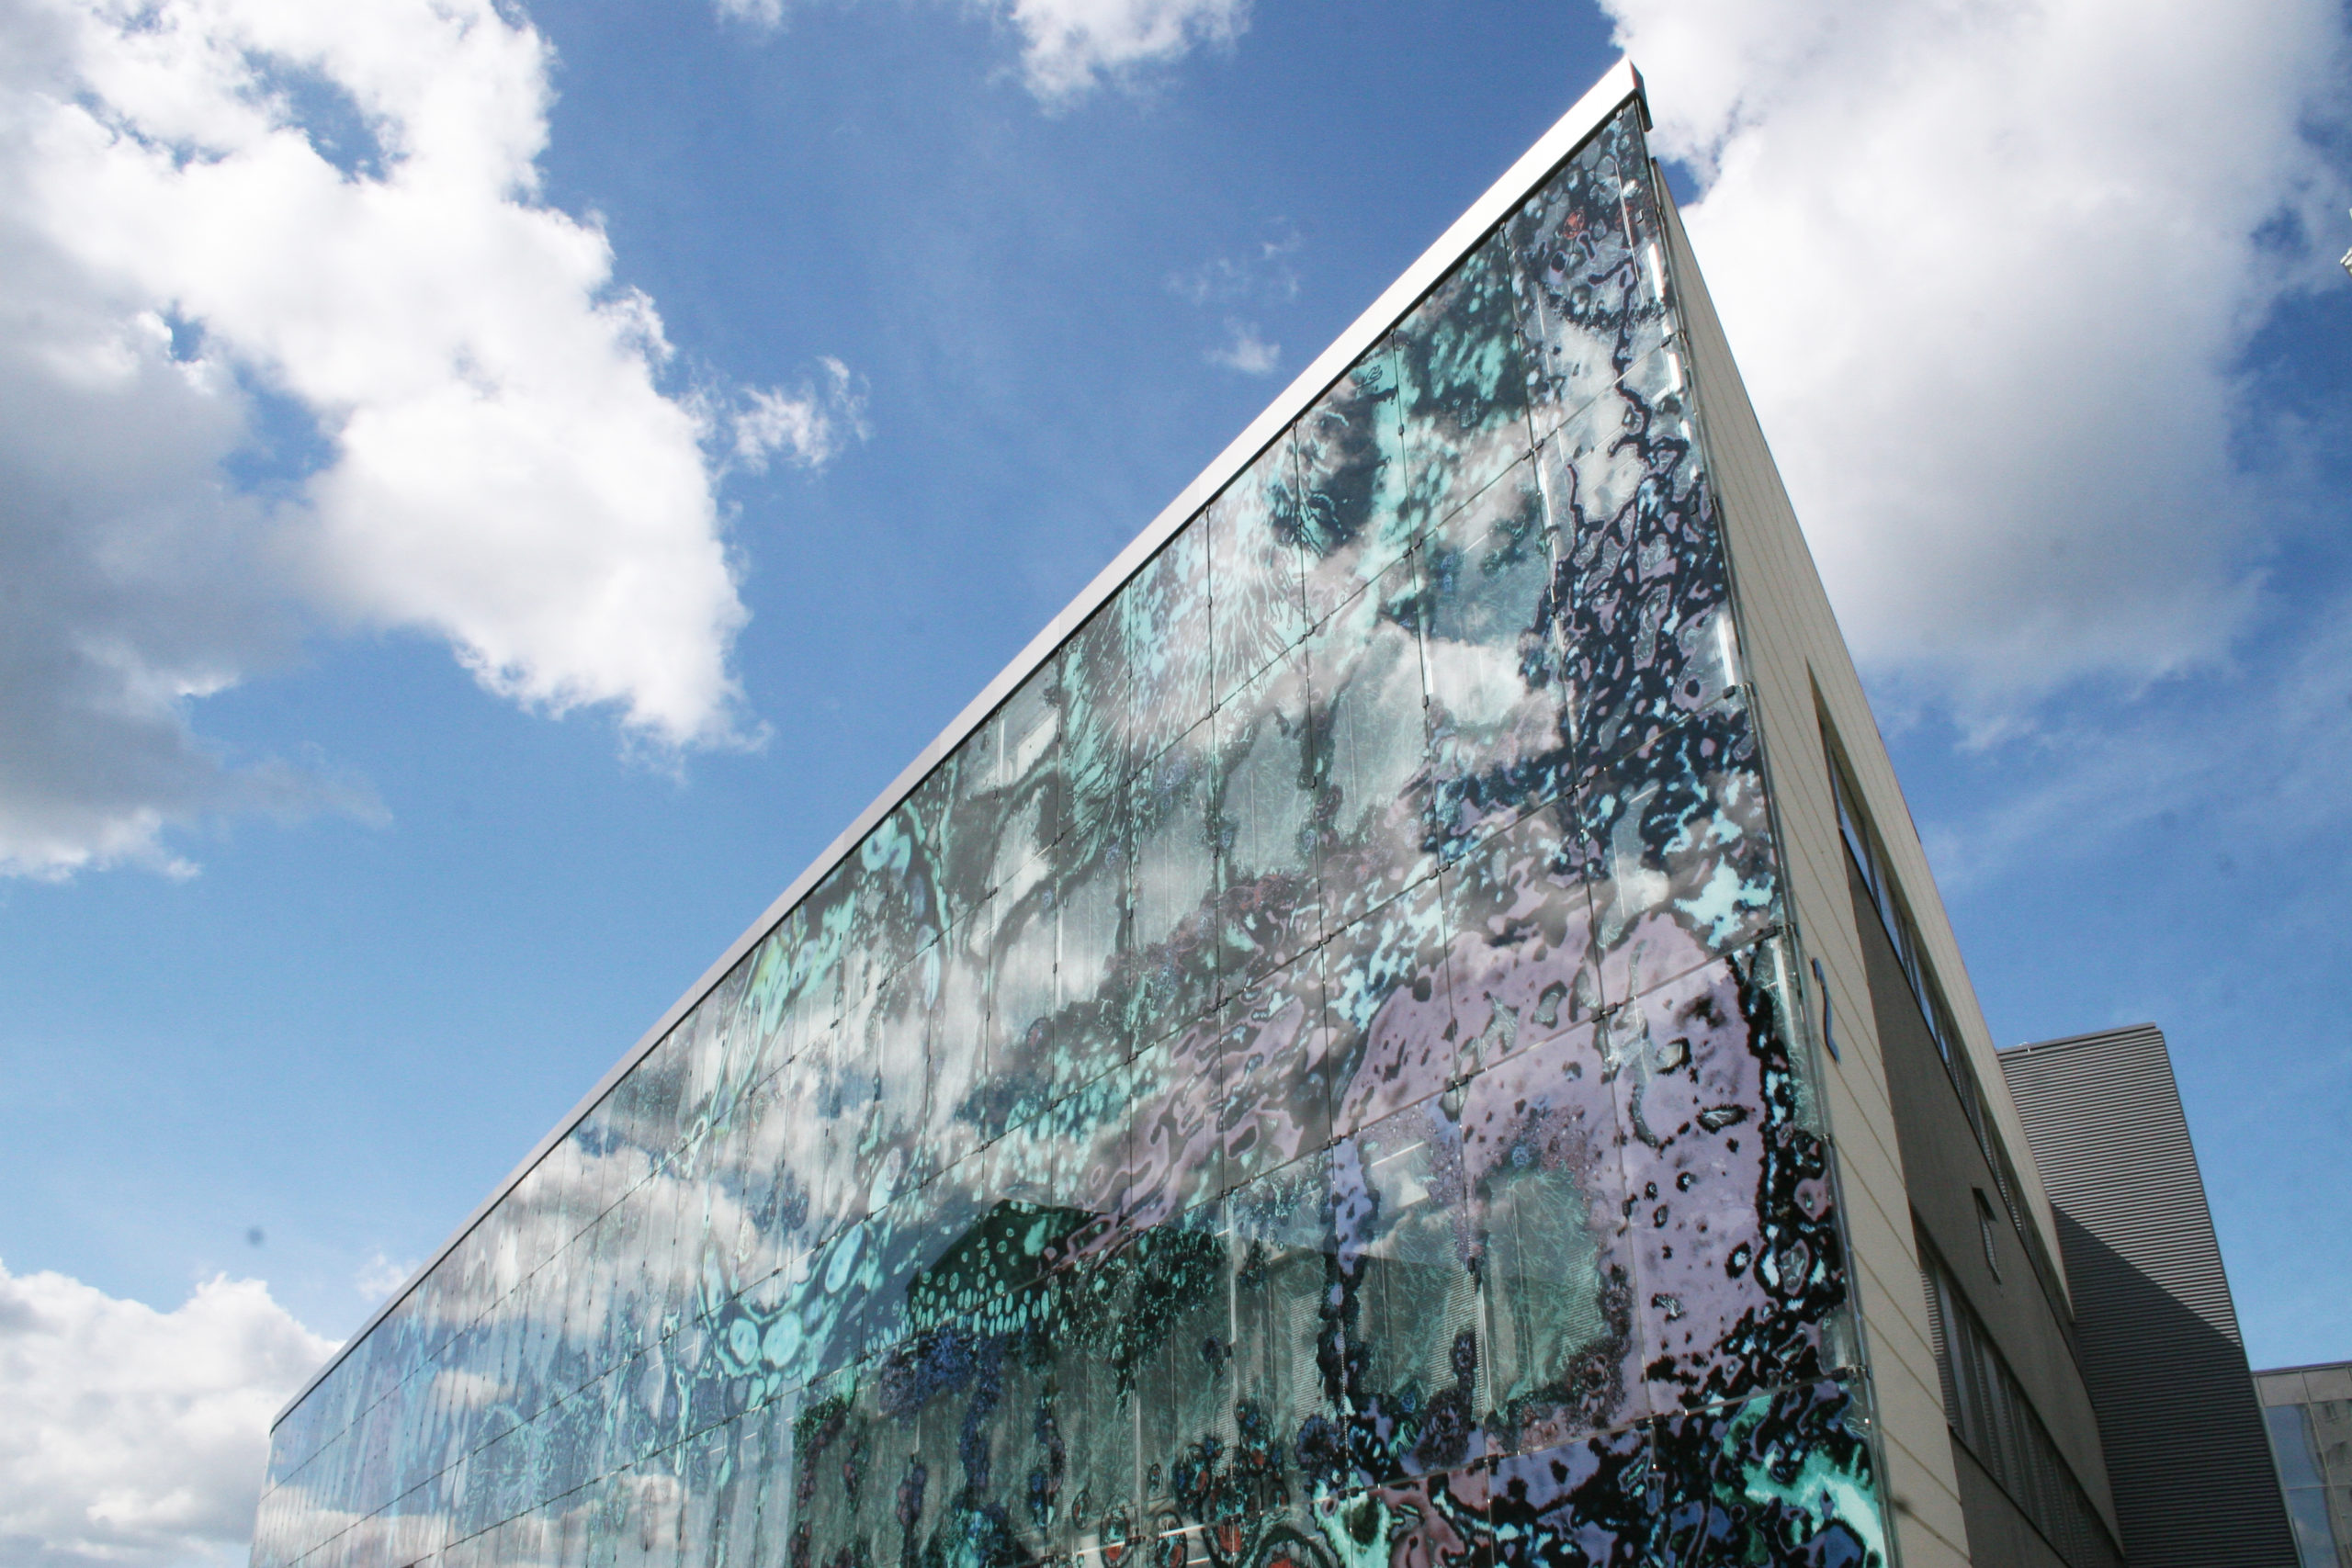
[1,1,2347,1562]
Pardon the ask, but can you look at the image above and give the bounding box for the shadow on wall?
[2053,1210,2298,1568]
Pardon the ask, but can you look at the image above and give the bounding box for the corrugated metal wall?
[2000,1025,2298,1566]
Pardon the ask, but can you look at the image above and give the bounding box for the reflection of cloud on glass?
[427,1366,504,1414]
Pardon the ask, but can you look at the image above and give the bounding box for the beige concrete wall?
[1652,175,2072,1568]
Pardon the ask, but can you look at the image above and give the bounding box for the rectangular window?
[2268,1404,2327,1492]
[1919,1235,2123,1568]
[1824,720,2056,1295]
[1975,1189,2003,1280]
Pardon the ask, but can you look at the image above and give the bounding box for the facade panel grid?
[256,79,1894,1568]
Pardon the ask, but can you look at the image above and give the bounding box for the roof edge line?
[1997,1022,2168,1057]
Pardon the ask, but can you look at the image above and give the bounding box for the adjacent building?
[2258,1361,2352,1567]
[2000,1026,2300,1566]
[251,62,2290,1568]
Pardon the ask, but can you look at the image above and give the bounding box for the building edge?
[1657,181,1974,1568]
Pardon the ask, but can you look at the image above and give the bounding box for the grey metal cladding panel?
[2259,1359,2352,1405]
[2256,1371,2309,1405]
[1999,1025,2300,1568]
[1998,1025,2240,1340]
[1853,861,2117,1519]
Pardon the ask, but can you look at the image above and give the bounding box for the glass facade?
[254,97,1890,1568]
[2261,1363,2352,1568]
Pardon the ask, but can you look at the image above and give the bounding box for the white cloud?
[718,0,1249,102]
[1606,0,2350,716]
[351,1251,414,1304]
[0,1259,334,1568]
[1204,319,1280,376]
[0,0,852,877]
[1168,226,1302,307]
[714,0,786,27]
[1003,0,1249,102]
[729,356,869,474]
[1173,230,1298,379]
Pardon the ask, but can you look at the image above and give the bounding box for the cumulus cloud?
[1204,319,1280,376]
[0,0,853,878]
[1002,0,1249,102]
[0,1259,333,1568]
[718,0,1249,102]
[1606,0,2350,716]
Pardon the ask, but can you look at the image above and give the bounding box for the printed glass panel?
[1333,1094,1484,1484]
[1648,1378,1886,1566]
[1129,716,1222,1051]
[1306,554,1433,932]
[1577,696,1779,1012]
[1504,103,1671,444]
[1611,944,1849,1413]
[1420,459,1572,860]
[1296,348,1409,625]
[259,96,1882,1568]
[1323,871,1457,1144]
[1216,963,1332,1195]
[1464,1023,1640,1455]
[1543,347,1733,773]
[1052,805,1136,1097]
[1208,435,1311,706]
[1227,1152,1345,1503]
[1446,800,1602,1081]
[1395,230,1536,536]
[1215,648,1321,991]
[1489,1421,1652,1568]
